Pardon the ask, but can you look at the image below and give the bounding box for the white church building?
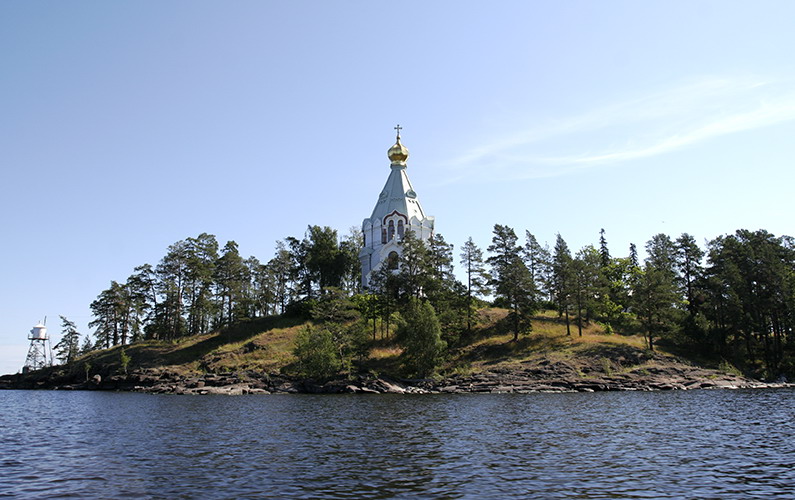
[359,126,435,289]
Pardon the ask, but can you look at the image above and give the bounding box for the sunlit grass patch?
[370,345,402,359]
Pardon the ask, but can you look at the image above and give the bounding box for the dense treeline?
[79,228,361,349]
[66,224,795,380]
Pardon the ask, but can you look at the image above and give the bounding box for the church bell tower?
[359,126,435,288]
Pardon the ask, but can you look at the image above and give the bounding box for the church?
[359,126,435,289]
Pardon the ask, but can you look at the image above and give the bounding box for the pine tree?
[425,232,456,296]
[53,315,81,364]
[184,233,219,336]
[571,246,601,336]
[367,263,399,339]
[524,231,552,302]
[340,227,364,294]
[397,229,430,300]
[599,228,611,268]
[633,233,682,351]
[633,264,679,351]
[155,239,190,339]
[674,233,704,316]
[214,240,248,327]
[629,243,639,268]
[79,335,94,356]
[552,234,573,335]
[89,281,131,348]
[305,225,347,291]
[268,241,293,314]
[128,264,159,340]
[487,224,537,341]
[286,236,312,302]
[460,237,489,331]
[247,256,276,317]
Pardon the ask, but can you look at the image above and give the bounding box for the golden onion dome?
[388,126,409,164]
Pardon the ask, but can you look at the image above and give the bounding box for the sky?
[2,1,794,375]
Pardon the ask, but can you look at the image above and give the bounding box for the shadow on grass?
[461,331,571,366]
[158,316,305,366]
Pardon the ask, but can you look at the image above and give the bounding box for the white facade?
[359,130,435,288]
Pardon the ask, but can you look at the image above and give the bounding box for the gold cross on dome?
[394,124,402,139]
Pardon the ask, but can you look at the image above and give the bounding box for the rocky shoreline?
[1,354,791,395]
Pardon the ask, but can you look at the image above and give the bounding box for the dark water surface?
[1,389,793,498]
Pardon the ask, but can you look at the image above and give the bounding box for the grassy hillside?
[63,308,708,381]
[445,309,653,373]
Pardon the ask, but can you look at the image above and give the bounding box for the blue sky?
[2,1,794,374]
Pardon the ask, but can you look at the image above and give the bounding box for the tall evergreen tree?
[426,233,455,289]
[78,335,94,356]
[460,237,490,331]
[184,233,219,336]
[54,316,81,364]
[632,233,682,351]
[340,227,363,295]
[629,243,639,268]
[571,246,601,336]
[524,231,552,301]
[128,264,160,340]
[305,225,347,291]
[367,262,400,338]
[633,263,680,351]
[247,256,275,317]
[214,240,248,327]
[286,236,313,302]
[674,233,704,316]
[487,224,537,341]
[155,239,190,339]
[89,281,132,348]
[552,233,573,335]
[599,228,611,268]
[268,241,293,314]
[646,233,677,277]
[703,229,795,374]
[397,229,430,300]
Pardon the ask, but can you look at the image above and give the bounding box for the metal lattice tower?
[23,322,52,373]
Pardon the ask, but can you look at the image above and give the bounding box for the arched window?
[381,228,387,244]
[387,251,399,269]
[397,220,404,239]
[363,234,366,246]
[388,220,395,241]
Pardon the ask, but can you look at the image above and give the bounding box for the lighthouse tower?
[359,126,435,288]
[23,321,53,373]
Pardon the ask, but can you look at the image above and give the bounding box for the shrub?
[119,349,131,375]
[293,326,340,379]
[395,298,447,378]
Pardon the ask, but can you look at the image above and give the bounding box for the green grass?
[68,308,669,380]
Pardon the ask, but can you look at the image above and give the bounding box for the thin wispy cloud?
[441,77,795,183]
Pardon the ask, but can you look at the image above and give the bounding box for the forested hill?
[44,225,795,384]
[3,307,777,393]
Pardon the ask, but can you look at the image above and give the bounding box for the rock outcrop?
[1,345,791,395]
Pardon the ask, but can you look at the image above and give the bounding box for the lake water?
[1,389,793,499]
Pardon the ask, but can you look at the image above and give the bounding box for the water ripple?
[0,389,794,498]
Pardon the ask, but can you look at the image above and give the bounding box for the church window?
[363,234,366,246]
[387,251,399,269]
[381,228,387,244]
[397,220,404,239]
[388,220,395,241]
